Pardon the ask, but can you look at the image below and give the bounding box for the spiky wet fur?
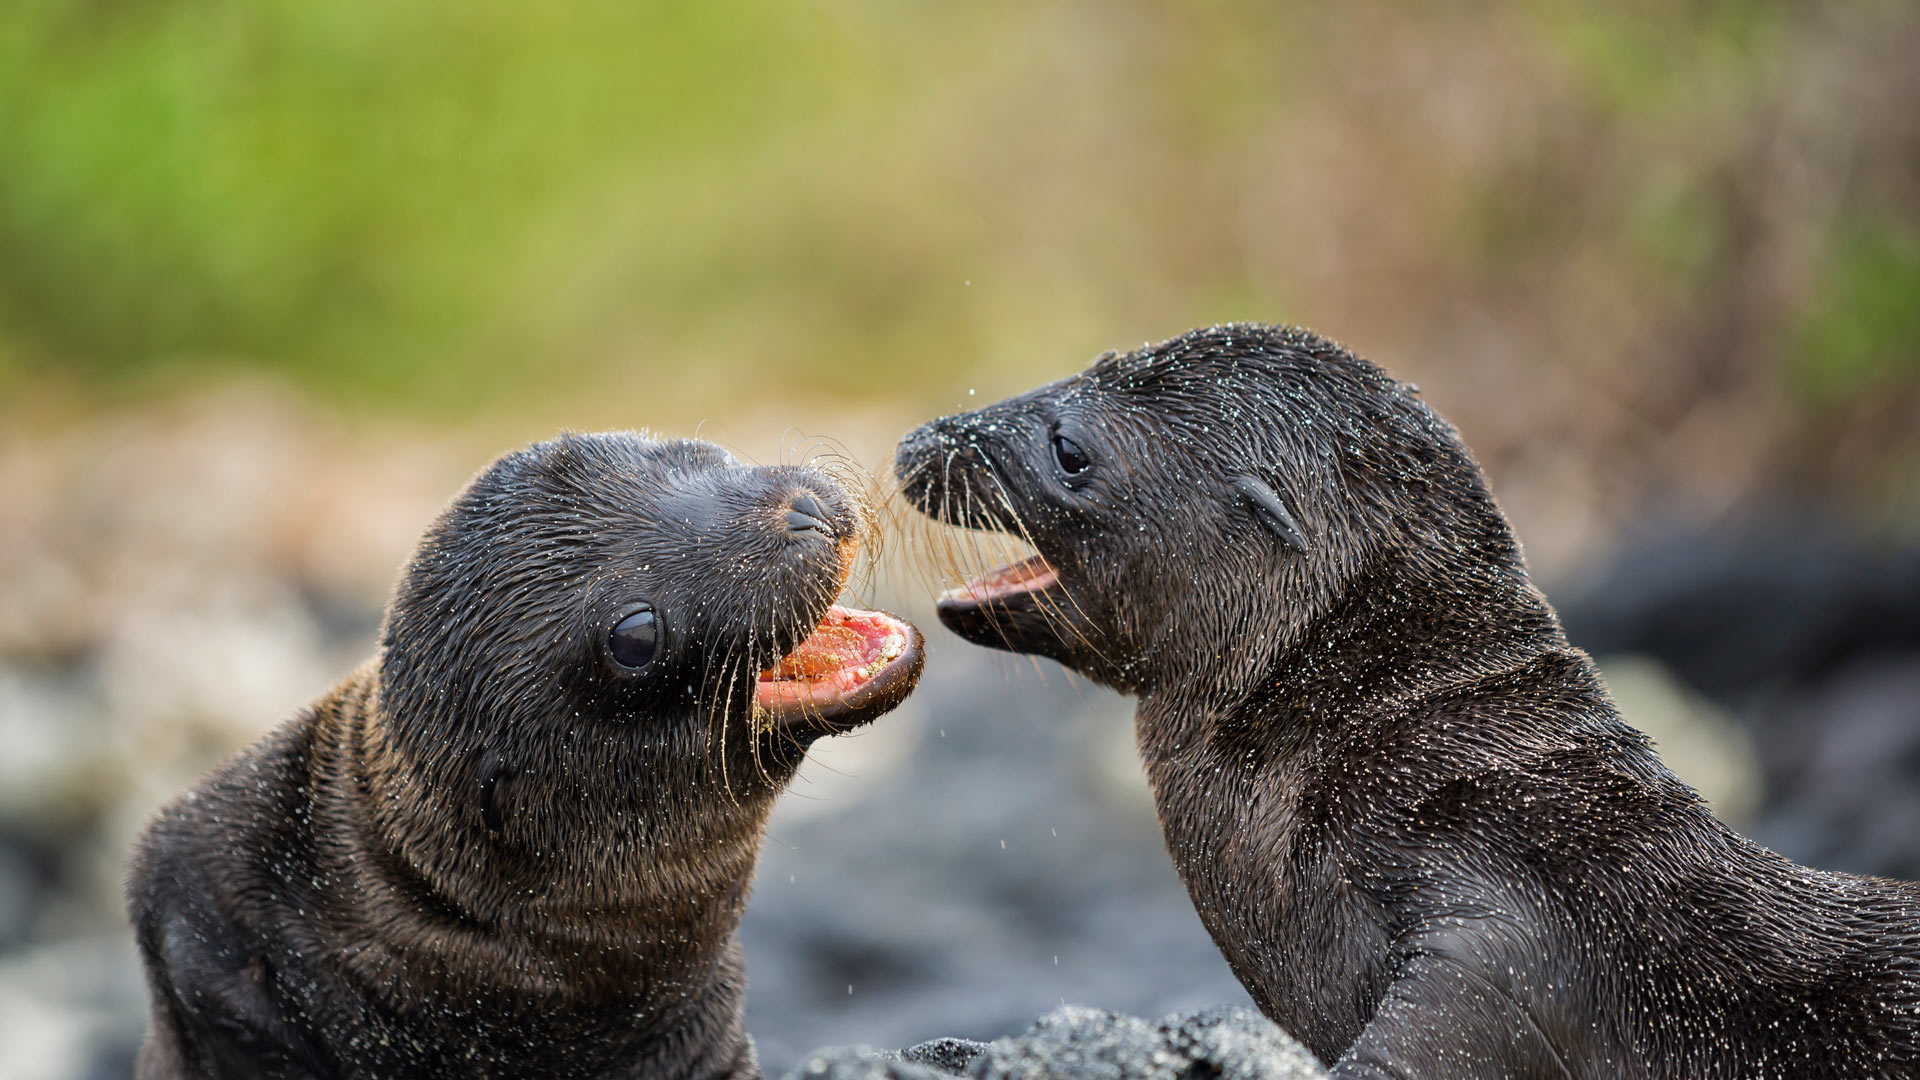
[128,432,895,1079]
[895,324,1920,1079]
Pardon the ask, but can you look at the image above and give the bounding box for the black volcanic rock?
[784,1006,1328,1080]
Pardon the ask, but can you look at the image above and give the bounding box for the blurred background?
[2,1,1918,1077]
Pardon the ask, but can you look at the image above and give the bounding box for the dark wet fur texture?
[128,432,910,1080]
[895,325,1920,1079]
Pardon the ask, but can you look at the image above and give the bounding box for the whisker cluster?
[884,451,1106,672]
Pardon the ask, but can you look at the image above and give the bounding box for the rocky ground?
[784,1006,1330,1080]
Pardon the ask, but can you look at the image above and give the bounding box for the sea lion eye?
[1052,433,1091,476]
[608,607,659,671]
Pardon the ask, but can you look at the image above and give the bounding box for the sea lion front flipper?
[1333,952,1576,1080]
[143,909,338,1080]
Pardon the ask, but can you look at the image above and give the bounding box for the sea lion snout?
[722,463,864,549]
[893,419,956,519]
[893,417,950,475]
[894,411,1043,535]
[894,408,1014,515]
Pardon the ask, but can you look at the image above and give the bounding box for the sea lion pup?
[894,325,1920,1079]
[128,432,925,1080]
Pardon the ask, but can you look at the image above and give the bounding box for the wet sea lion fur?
[129,431,925,1079]
[896,324,1920,1079]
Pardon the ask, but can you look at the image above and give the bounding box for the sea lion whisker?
[921,447,974,599]
[976,460,1110,664]
[882,492,942,604]
[955,478,1029,654]
[711,640,744,807]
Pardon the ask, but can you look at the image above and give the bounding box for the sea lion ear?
[479,753,517,834]
[1230,475,1309,554]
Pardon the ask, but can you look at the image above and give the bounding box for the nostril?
[786,494,833,537]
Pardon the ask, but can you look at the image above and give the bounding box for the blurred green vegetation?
[0,0,915,411]
[1536,0,1786,119]
[1792,219,1920,404]
[0,0,1915,483]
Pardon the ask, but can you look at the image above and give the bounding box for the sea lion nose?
[785,493,835,539]
[893,420,959,490]
[895,417,951,460]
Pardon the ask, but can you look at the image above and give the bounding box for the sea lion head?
[371,431,923,922]
[895,324,1510,704]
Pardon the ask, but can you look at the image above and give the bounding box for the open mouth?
[755,606,925,731]
[937,553,1060,608]
[929,549,1086,661]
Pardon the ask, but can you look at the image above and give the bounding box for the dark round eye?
[608,607,659,671]
[1052,432,1091,476]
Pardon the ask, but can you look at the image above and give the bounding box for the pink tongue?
[960,557,1058,602]
[756,609,909,710]
[768,623,866,681]
[756,607,902,707]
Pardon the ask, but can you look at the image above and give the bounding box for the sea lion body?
[895,325,1920,1079]
[129,432,924,1079]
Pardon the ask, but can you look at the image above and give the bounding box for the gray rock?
[901,1037,991,1074]
[784,1044,959,1080]
[784,1005,1329,1080]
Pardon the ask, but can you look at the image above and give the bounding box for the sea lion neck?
[343,675,772,938]
[1135,528,1565,767]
